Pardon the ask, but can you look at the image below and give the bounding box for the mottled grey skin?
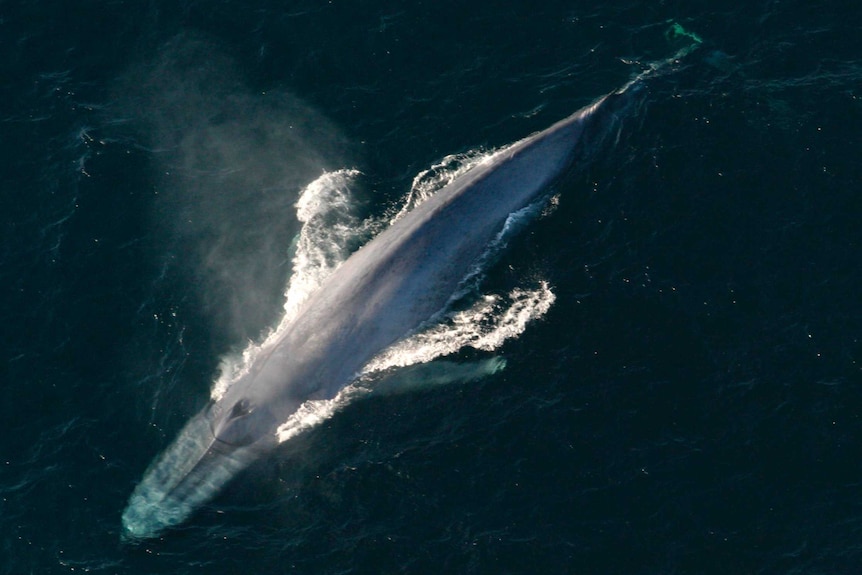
[121,83,641,539]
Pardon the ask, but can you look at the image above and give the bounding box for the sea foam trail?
[213,152,556,438]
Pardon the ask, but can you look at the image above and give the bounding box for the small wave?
[212,169,368,400]
[283,169,368,321]
[390,150,493,223]
[363,282,555,373]
[276,386,369,443]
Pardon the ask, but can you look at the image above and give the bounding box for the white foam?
[363,282,555,373]
[211,169,367,400]
[390,150,492,223]
[275,386,368,443]
[283,168,369,320]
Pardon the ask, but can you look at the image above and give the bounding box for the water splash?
[275,386,369,443]
[363,282,555,373]
[283,169,370,320]
[211,169,368,400]
[274,356,509,444]
[391,150,492,223]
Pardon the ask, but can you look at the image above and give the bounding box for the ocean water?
[2,1,861,573]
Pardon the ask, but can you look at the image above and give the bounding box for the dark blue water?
[2,1,861,573]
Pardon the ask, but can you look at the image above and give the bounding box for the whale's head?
[121,396,280,541]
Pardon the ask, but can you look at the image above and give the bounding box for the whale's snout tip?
[120,491,172,542]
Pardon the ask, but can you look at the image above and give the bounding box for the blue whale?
[121,81,643,539]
